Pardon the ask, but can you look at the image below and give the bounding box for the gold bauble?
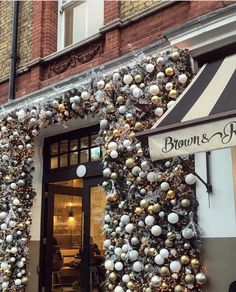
[148,205,154,214]
[21,277,29,285]
[185,274,195,284]
[127,281,134,289]
[157,173,164,182]
[111,232,116,238]
[136,177,142,184]
[4,270,11,276]
[191,258,200,267]
[111,172,118,180]
[151,95,159,104]
[171,51,180,61]
[107,193,117,202]
[153,203,161,213]
[144,288,152,292]
[105,83,113,92]
[166,190,175,199]
[125,158,135,168]
[165,67,174,76]
[180,255,190,264]
[149,247,156,256]
[4,176,11,183]
[58,104,65,112]
[129,132,136,140]
[108,283,114,290]
[134,74,142,83]
[137,149,143,156]
[174,285,184,292]
[134,122,143,131]
[144,247,150,255]
[109,272,117,282]
[167,231,175,240]
[117,95,125,104]
[181,198,191,208]
[165,239,173,247]
[135,207,143,215]
[169,89,177,99]
[160,266,170,276]
[113,129,120,137]
[121,253,127,260]
[162,282,168,288]
[102,181,108,187]
[140,199,148,209]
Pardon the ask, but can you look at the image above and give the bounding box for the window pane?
[50,156,58,169]
[70,139,78,151]
[70,152,78,165]
[64,7,73,47]
[73,1,86,43]
[91,133,99,146]
[80,136,89,149]
[80,149,89,163]
[90,146,101,161]
[60,154,68,167]
[60,140,68,153]
[50,143,58,155]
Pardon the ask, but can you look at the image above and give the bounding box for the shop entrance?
[39,126,105,292]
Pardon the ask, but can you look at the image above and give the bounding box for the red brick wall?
[0,1,234,103]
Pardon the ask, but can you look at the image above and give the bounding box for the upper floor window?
[58,0,104,50]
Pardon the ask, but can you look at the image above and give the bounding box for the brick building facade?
[1,1,236,292]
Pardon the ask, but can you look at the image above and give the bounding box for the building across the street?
[0,1,236,292]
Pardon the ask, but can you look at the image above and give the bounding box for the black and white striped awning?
[139,53,236,161]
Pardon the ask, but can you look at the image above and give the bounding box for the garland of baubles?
[0,48,206,291]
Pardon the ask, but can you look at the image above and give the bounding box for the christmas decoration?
[0,48,206,291]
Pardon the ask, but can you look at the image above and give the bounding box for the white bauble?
[147,172,157,182]
[110,150,118,159]
[151,275,162,286]
[119,105,127,114]
[9,221,16,228]
[105,260,114,270]
[104,214,111,222]
[185,173,197,185]
[125,223,134,233]
[114,286,124,292]
[100,119,108,129]
[123,74,133,85]
[167,100,175,109]
[146,63,155,73]
[114,247,122,256]
[156,71,165,79]
[81,91,90,101]
[113,72,120,81]
[160,248,169,258]
[182,228,194,239]
[1,262,8,270]
[104,239,111,248]
[10,257,15,262]
[178,74,188,84]
[157,57,164,65]
[122,244,129,253]
[1,223,7,230]
[2,282,9,289]
[10,247,17,254]
[167,213,179,224]
[120,215,130,225]
[17,261,24,268]
[132,166,141,176]
[139,171,146,178]
[149,85,160,95]
[133,261,143,272]
[115,227,121,233]
[170,261,181,273]
[154,254,164,265]
[145,215,155,226]
[115,262,123,271]
[15,279,22,286]
[13,198,20,206]
[155,107,164,117]
[123,140,131,148]
[108,141,118,151]
[160,182,170,191]
[6,235,13,242]
[141,160,149,171]
[122,274,130,283]
[0,211,7,219]
[133,87,143,98]
[131,237,139,245]
[103,168,111,178]
[165,82,173,91]
[97,80,105,89]
[151,225,162,236]
[128,250,139,261]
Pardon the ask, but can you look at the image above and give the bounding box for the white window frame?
[57,0,104,51]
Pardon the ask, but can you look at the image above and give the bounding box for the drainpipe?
[8,0,19,101]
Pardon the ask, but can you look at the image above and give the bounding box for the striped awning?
[139,53,236,161]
